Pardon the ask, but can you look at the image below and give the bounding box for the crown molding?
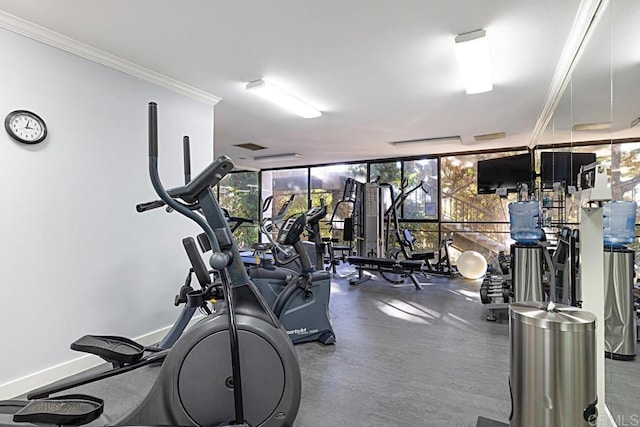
[0,10,221,105]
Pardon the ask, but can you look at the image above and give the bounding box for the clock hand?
[24,119,33,130]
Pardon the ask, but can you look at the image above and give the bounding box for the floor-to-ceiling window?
[260,168,309,243]
[217,139,640,261]
[311,163,366,244]
[399,158,440,253]
[217,171,260,249]
[440,150,528,262]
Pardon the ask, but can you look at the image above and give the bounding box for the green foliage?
[403,159,438,220]
[370,162,401,189]
[217,171,259,249]
[398,223,439,252]
[440,153,518,224]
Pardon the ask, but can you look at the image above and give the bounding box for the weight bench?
[347,256,424,289]
[321,237,354,273]
[331,244,353,260]
[400,229,458,277]
[400,229,435,262]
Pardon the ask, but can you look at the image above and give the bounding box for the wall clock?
[4,110,48,144]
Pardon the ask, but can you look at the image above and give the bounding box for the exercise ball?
[456,251,487,280]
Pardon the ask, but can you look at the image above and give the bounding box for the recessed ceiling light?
[391,136,462,146]
[254,153,303,161]
[454,29,493,95]
[246,79,321,118]
[571,122,611,131]
[474,132,506,141]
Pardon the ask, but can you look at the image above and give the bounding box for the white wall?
[0,27,215,389]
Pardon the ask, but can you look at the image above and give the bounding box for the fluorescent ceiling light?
[454,29,493,95]
[246,80,321,118]
[254,153,303,162]
[391,136,461,146]
[571,121,611,131]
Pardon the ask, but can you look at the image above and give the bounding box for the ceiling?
[540,0,640,145]
[0,0,636,170]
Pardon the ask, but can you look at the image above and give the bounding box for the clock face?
[4,110,47,144]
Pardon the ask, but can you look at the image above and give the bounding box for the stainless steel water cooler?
[604,247,637,360]
[510,302,597,427]
[510,243,544,302]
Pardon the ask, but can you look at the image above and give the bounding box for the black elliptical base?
[476,416,509,427]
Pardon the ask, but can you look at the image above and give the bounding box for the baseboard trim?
[0,316,204,400]
[603,405,618,427]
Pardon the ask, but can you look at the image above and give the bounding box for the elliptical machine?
[256,197,328,274]
[268,203,329,273]
[245,206,336,345]
[0,102,301,426]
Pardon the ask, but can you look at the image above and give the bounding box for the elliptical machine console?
[305,205,327,230]
[278,214,307,246]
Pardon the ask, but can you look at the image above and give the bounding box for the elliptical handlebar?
[147,102,219,252]
[147,102,246,424]
[182,136,191,185]
[138,131,197,214]
[136,199,166,212]
[147,103,233,216]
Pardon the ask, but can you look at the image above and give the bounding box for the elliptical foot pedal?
[13,395,103,426]
[71,335,144,365]
[318,331,336,345]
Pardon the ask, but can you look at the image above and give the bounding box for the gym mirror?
[538,0,640,423]
[599,0,640,421]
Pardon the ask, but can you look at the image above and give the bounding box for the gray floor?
[295,267,639,426]
[606,356,640,423]
[23,265,638,426]
[294,269,511,426]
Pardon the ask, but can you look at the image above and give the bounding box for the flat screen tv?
[540,151,596,189]
[477,153,532,195]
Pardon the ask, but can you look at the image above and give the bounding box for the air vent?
[571,122,611,131]
[474,132,506,141]
[234,143,267,151]
[254,153,302,162]
[390,136,461,146]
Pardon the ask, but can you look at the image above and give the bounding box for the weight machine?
[327,179,423,289]
[382,178,457,277]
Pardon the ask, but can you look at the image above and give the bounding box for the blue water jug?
[509,201,542,243]
[603,200,637,247]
